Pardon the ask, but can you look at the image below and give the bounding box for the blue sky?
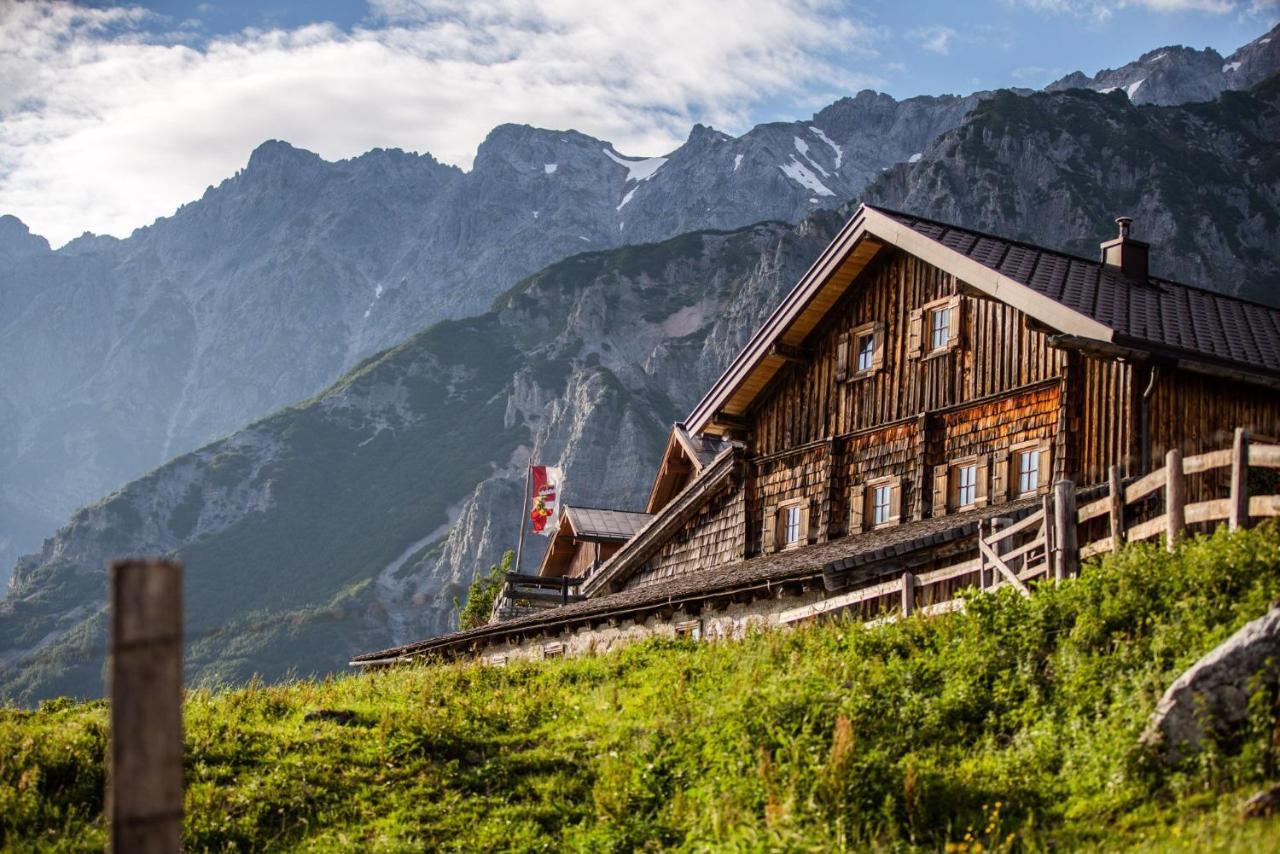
[3,0,1277,244]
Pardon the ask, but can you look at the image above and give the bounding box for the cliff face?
[864,80,1280,304]
[0,215,840,702]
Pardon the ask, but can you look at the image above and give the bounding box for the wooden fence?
[783,429,1280,627]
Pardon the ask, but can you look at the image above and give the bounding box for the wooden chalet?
[353,205,1280,668]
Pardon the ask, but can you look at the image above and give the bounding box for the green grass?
[4,524,1280,851]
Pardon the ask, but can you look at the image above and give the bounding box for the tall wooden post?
[1229,428,1250,531]
[1165,448,1185,552]
[900,571,916,616]
[1108,465,1125,553]
[1053,480,1078,582]
[108,558,183,854]
[514,465,531,573]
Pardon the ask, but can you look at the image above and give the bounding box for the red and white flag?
[529,466,564,536]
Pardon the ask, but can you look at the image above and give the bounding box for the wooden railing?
[1075,429,1280,560]
[781,429,1280,628]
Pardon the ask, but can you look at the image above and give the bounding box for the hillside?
[3,526,1280,850]
[0,88,982,581]
[0,217,840,702]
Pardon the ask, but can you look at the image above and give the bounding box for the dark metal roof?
[351,499,1037,665]
[871,206,1280,376]
[566,506,651,541]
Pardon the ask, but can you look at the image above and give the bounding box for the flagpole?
[514,464,531,574]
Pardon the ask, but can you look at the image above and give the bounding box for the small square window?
[855,332,876,372]
[1017,449,1040,495]
[955,463,977,507]
[930,306,951,351]
[872,484,892,526]
[784,505,802,545]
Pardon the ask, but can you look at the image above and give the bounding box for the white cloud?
[0,0,879,245]
[910,25,956,55]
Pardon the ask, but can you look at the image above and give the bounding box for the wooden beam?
[1230,428,1249,531]
[108,558,183,854]
[1165,448,1185,552]
[1053,481,1078,582]
[1108,465,1125,553]
[769,342,812,363]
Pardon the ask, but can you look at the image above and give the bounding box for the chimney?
[1099,216,1149,281]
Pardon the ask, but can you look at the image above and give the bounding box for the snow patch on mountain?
[778,157,834,196]
[603,148,667,182]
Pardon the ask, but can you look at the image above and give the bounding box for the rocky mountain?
[6,72,1280,703]
[865,76,1280,304]
[0,89,987,586]
[1047,23,1280,106]
[0,216,840,702]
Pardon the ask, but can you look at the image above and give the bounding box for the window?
[930,305,951,351]
[856,332,876,372]
[911,296,962,359]
[674,619,702,640]
[872,484,892,526]
[955,462,977,508]
[543,642,564,659]
[851,476,900,532]
[784,504,803,545]
[1017,448,1041,495]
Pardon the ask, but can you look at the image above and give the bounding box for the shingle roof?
[675,424,732,469]
[566,506,651,540]
[351,498,1038,665]
[873,206,1280,376]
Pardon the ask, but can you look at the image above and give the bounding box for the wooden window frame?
[1008,439,1052,498]
[543,642,564,659]
[849,475,902,532]
[778,498,808,550]
[912,295,963,360]
[674,618,702,640]
[848,321,885,380]
[935,453,989,515]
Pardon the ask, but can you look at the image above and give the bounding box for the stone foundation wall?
[479,588,827,665]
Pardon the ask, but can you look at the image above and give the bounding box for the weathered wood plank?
[1077,497,1109,523]
[1182,448,1232,475]
[979,537,1032,597]
[1184,498,1232,526]
[1248,495,1280,517]
[1125,467,1167,504]
[1126,515,1167,542]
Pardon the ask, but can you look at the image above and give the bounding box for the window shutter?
[1038,442,1052,493]
[974,454,989,508]
[932,466,949,517]
[888,479,903,525]
[800,503,814,544]
[947,296,963,350]
[907,309,923,358]
[762,506,777,553]
[871,321,886,372]
[992,451,1010,504]
[835,332,850,382]
[848,484,865,534]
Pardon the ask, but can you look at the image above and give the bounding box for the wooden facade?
[600,217,1280,595]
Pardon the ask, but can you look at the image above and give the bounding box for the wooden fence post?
[1053,480,1078,582]
[901,571,916,616]
[1041,493,1055,576]
[1108,464,1125,554]
[1165,448,1185,552]
[1229,428,1250,531]
[108,558,183,854]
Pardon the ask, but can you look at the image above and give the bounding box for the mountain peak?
[0,214,50,257]
[244,139,324,174]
